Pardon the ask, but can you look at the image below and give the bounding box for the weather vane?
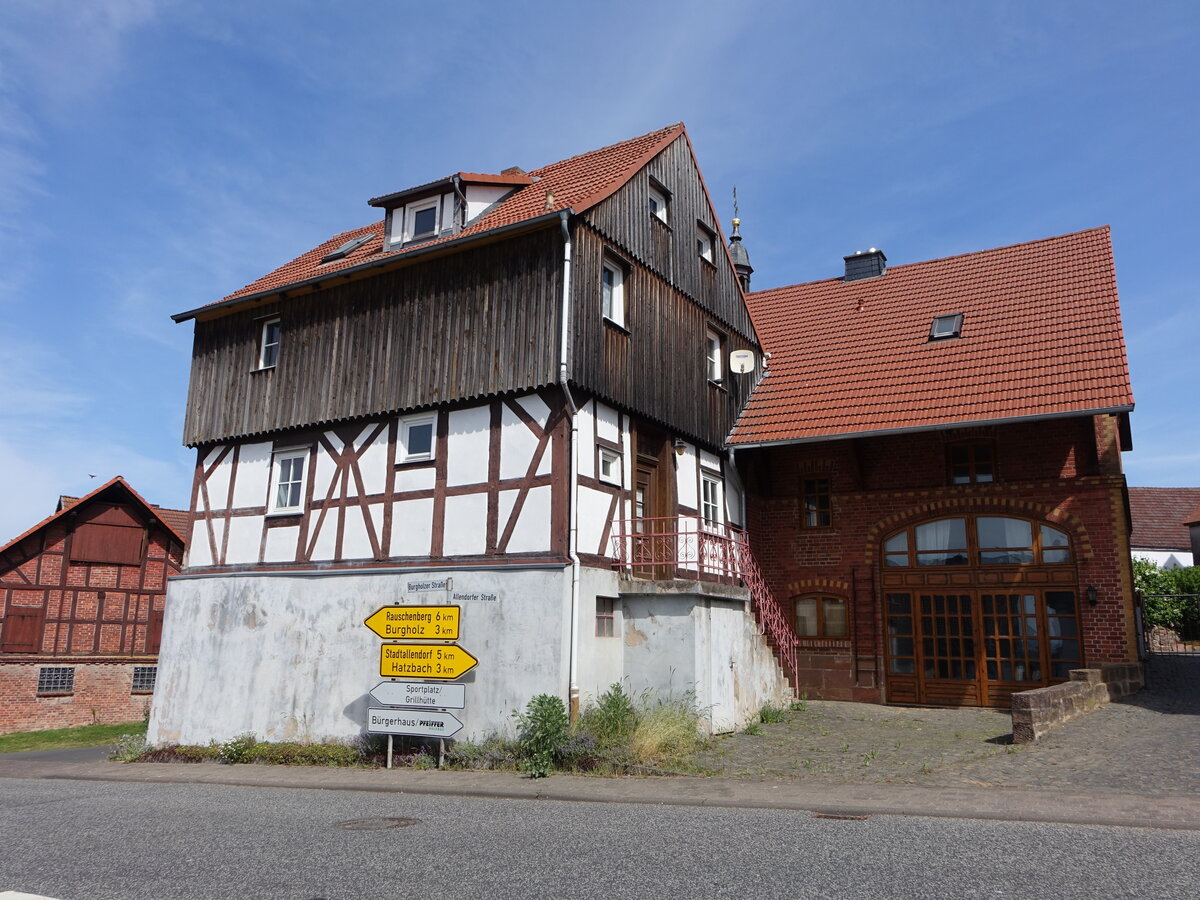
[732,186,740,222]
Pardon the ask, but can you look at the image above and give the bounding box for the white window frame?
[258,317,281,370]
[601,259,625,327]
[400,414,437,463]
[268,448,309,515]
[697,223,715,263]
[706,329,723,383]
[648,184,669,223]
[700,472,723,530]
[406,198,440,242]
[598,447,622,486]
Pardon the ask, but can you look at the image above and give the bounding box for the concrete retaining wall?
[1011,663,1143,743]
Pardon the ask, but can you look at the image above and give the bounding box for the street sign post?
[379,643,478,680]
[369,680,466,709]
[367,708,463,739]
[364,605,460,640]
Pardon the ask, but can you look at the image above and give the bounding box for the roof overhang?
[172,209,569,323]
[728,405,1136,450]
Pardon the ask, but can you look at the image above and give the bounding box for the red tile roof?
[1127,487,1200,551]
[730,227,1134,445]
[177,124,685,319]
[0,477,190,555]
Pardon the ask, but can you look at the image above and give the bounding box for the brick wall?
[742,415,1137,705]
[0,659,154,733]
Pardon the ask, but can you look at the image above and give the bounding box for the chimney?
[843,248,886,282]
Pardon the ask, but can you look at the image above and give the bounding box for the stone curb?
[3,758,1198,832]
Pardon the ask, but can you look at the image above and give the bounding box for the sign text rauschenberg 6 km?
[364,605,460,640]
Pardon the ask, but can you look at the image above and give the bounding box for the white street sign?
[367,708,463,738]
[370,681,466,709]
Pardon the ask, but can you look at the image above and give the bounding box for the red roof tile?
[179,124,685,319]
[0,477,190,554]
[1127,487,1200,551]
[730,227,1134,445]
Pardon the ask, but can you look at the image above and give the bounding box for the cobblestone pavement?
[697,655,1199,796]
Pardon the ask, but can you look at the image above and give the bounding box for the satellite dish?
[729,350,756,374]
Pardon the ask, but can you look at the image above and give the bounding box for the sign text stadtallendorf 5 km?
[379,642,478,680]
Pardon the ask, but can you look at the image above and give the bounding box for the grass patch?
[0,721,147,755]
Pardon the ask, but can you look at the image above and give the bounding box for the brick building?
[0,477,188,733]
[730,228,1139,707]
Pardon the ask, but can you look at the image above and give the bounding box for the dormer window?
[258,317,281,370]
[648,182,669,224]
[409,201,439,241]
[929,313,963,340]
[697,223,716,264]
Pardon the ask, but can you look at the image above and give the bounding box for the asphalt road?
[0,778,1195,900]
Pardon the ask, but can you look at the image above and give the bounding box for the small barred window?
[132,666,157,693]
[37,666,75,694]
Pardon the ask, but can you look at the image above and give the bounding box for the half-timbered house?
[730,228,1141,708]
[151,124,792,745]
[0,477,187,733]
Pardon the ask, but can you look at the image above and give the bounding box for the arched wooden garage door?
[880,515,1082,708]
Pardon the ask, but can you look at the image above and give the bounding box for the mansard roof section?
[174,124,685,321]
[730,226,1134,446]
[0,476,189,557]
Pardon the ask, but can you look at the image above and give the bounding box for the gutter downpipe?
[557,210,582,723]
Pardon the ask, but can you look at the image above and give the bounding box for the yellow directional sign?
[380,643,478,680]
[364,605,460,640]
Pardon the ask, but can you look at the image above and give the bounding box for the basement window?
[131,666,157,694]
[929,313,963,341]
[37,666,75,695]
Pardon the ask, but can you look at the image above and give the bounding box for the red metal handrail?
[610,516,799,692]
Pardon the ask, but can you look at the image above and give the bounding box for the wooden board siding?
[569,225,757,449]
[584,134,756,341]
[183,228,564,447]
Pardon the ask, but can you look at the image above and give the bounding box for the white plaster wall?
[189,520,214,567]
[204,447,233,512]
[676,444,698,509]
[396,466,435,492]
[341,506,375,560]
[502,485,551,553]
[725,461,746,527]
[310,508,339,561]
[575,567,626,706]
[314,436,338,502]
[500,404,539,480]
[620,590,791,734]
[447,406,491,486]
[263,525,299,563]
[515,393,550,430]
[465,184,512,222]
[578,486,613,557]
[391,498,434,557]
[444,493,487,556]
[231,442,271,508]
[595,402,620,443]
[148,568,569,745]
[576,401,596,480]
[224,516,263,565]
[355,426,389,497]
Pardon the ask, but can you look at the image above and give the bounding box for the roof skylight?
[929,313,963,341]
[321,234,372,263]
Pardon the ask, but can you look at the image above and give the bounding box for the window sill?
[650,214,671,230]
[707,379,727,392]
[36,692,74,698]
[699,256,718,269]
[265,509,303,519]
[396,457,435,469]
[251,365,276,374]
[602,317,630,335]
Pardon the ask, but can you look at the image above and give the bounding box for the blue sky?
[0,0,1196,542]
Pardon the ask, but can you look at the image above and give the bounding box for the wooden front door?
[631,426,674,580]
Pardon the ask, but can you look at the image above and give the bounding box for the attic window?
[929,313,963,341]
[648,182,669,224]
[321,234,371,263]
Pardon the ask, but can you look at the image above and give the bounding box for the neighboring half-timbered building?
[0,478,187,733]
[152,124,792,746]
